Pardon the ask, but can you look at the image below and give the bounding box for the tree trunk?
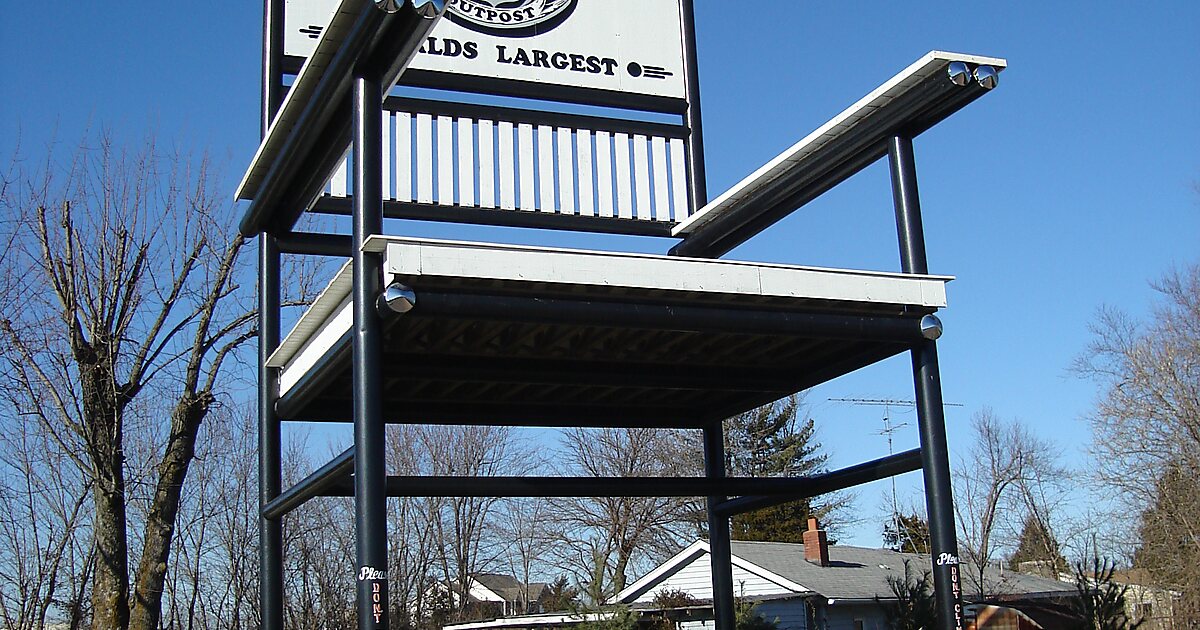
[92,478,130,630]
[128,393,211,630]
[83,353,131,630]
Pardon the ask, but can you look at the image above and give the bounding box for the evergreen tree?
[723,396,831,542]
[882,512,931,555]
[1070,556,1143,630]
[1009,514,1067,574]
[876,560,936,630]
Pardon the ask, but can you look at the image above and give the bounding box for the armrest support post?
[888,134,929,274]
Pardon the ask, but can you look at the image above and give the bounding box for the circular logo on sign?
[447,0,578,37]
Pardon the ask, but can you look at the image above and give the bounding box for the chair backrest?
[283,0,705,236]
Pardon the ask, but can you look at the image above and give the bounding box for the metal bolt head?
[920,314,944,340]
[375,0,403,12]
[947,61,972,87]
[974,65,999,90]
[411,0,447,18]
[379,283,417,314]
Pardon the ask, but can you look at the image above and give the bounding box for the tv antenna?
[829,397,963,548]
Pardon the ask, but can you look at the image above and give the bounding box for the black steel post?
[353,74,388,630]
[889,135,963,630]
[262,0,284,134]
[679,0,708,212]
[888,135,928,275]
[258,2,285,627]
[704,423,735,630]
[257,235,283,630]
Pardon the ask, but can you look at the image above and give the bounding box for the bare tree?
[498,496,557,613]
[953,408,1063,598]
[553,427,697,599]
[420,425,530,622]
[0,133,255,630]
[1075,264,1200,622]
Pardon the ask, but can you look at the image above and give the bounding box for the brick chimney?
[803,517,829,566]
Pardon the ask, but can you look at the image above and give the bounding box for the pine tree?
[1070,556,1143,630]
[724,396,830,542]
[876,560,936,630]
[1009,514,1067,575]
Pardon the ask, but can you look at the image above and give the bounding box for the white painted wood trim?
[377,237,950,306]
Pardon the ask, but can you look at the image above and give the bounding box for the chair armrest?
[671,51,1005,258]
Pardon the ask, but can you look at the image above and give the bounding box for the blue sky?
[3,2,1197,548]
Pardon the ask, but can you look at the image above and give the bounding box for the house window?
[854,620,865,630]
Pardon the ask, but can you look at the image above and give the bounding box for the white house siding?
[630,556,795,604]
[754,599,809,630]
[822,603,886,630]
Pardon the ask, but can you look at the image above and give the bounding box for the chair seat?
[269,236,951,427]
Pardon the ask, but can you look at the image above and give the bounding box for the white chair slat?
[416,113,434,204]
[331,151,348,197]
[651,135,670,221]
[614,132,632,219]
[518,123,535,212]
[396,112,412,202]
[382,111,393,201]
[498,121,516,210]
[595,131,614,218]
[576,129,594,217]
[633,134,651,221]
[537,125,555,213]
[557,127,576,215]
[436,116,454,206]
[457,117,475,207]
[478,119,495,208]
[669,138,688,219]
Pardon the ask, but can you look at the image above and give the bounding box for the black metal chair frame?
[241,2,1004,629]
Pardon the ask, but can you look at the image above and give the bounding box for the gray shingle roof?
[729,541,1074,601]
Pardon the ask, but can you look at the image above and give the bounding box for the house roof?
[473,574,548,603]
[730,541,1073,601]
[618,540,1076,605]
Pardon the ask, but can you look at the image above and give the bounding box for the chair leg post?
[353,72,389,630]
[705,423,736,630]
[890,134,964,630]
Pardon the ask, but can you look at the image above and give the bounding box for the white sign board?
[284,0,687,100]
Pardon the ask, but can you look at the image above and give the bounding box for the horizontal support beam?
[279,399,708,428]
[277,231,353,257]
[260,447,354,520]
[310,197,676,237]
[378,354,800,393]
[408,292,930,343]
[311,461,916,498]
[715,448,922,517]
